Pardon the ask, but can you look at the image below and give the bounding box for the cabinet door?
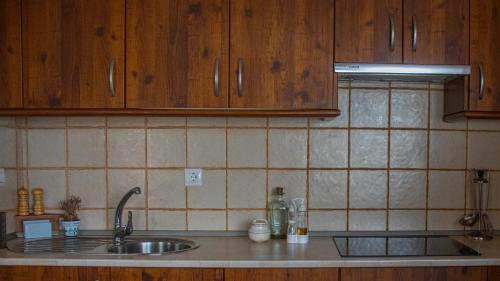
[225,269,339,281]
[335,0,402,63]
[489,267,500,281]
[22,0,125,108]
[110,268,223,281]
[0,0,22,108]
[403,0,469,65]
[341,267,487,281]
[230,0,334,109]
[469,0,500,112]
[126,0,229,109]
[0,266,109,281]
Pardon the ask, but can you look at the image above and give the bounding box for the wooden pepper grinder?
[17,188,30,216]
[32,188,45,215]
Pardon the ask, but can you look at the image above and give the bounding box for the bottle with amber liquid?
[269,187,288,239]
[294,198,309,244]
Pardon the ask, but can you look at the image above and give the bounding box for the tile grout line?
[104,117,110,230]
[225,117,228,231]
[64,117,69,201]
[346,81,352,231]
[184,118,189,230]
[306,117,311,227]
[265,117,269,221]
[425,82,431,230]
[144,117,149,231]
[386,82,392,231]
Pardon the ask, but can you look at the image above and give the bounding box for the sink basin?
[108,238,199,255]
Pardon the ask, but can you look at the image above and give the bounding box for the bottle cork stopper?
[275,187,284,195]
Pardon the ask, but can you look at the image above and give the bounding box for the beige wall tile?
[107,129,145,168]
[6,211,16,233]
[188,211,226,230]
[0,127,17,167]
[108,169,146,208]
[350,130,388,168]
[28,169,66,208]
[188,170,225,209]
[391,81,428,89]
[268,129,307,168]
[351,81,389,88]
[187,129,226,167]
[309,210,347,231]
[79,210,107,230]
[309,130,348,168]
[468,132,500,169]
[390,130,427,168]
[148,211,186,230]
[485,172,500,209]
[148,170,186,209]
[227,129,266,168]
[68,129,105,167]
[228,170,266,208]
[350,89,388,128]
[228,210,266,231]
[68,170,106,208]
[147,129,186,168]
[388,210,426,231]
[427,210,463,231]
[187,117,226,127]
[268,170,307,203]
[0,117,15,127]
[389,171,426,209]
[67,117,105,127]
[0,169,18,210]
[391,90,428,128]
[430,91,466,130]
[227,118,267,128]
[349,171,387,209]
[348,211,386,231]
[309,170,347,209]
[108,209,146,230]
[269,118,308,128]
[107,117,145,127]
[147,117,186,127]
[28,129,66,167]
[428,171,465,209]
[429,131,466,169]
[310,89,349,128]
[468,119,500,131]
[28,117,66,128]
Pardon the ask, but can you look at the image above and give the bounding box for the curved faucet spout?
[114,187,142,244]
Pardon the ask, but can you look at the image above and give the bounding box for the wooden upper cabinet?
[403,0,469,65]
[0,0,22,108]
[335,0,402,63]
[469,0,500,112]
[22,0,125,109]
[230,0,334,109]
[126,0,229,109]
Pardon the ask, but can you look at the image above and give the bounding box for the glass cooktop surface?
[333,235,480,257]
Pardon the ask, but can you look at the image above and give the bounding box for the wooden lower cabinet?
[110,268,223,281]
[0,266,109,281]
[489,267,500,281]
[341,267,487,281]
[225,268,339,281]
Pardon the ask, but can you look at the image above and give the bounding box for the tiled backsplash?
[1,81,500,233]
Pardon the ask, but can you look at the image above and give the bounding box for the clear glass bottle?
[269,187,288,239]
[294,198,309,244]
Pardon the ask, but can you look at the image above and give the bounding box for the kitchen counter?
[0,233,500,268]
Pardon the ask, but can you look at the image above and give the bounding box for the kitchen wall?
[1,81,500,233]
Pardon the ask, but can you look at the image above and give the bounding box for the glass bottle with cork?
[269,187,288,239]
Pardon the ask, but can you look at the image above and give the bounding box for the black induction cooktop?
[333,235,480,257]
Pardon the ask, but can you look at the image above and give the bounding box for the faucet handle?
[125,211,134,235]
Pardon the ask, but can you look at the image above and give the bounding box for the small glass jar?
[248,219,271,242]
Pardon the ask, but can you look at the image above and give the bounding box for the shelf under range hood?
[334,63,471,82]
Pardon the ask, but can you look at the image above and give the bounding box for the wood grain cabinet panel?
[110,268,223,281]
[335,0,402,64]
[126,0,229,109]
[469,0,500,112]
[22,0,125,109]
[0,266,109,281]
[403,0,469,65]
[0,0,22,108]
[225,268,339,281]
[341,267,487,281]
[489,267,500,281]
[230,0,335,109]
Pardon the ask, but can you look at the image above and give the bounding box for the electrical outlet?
[185,169,202,186]
[0,168,5,187]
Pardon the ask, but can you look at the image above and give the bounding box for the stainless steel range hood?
[334,63,471,82]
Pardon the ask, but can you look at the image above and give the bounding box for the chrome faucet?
[114,187,142,244]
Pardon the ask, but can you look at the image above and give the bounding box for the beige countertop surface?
[0,234,500,268]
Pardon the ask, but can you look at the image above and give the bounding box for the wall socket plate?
[185,169,202,186]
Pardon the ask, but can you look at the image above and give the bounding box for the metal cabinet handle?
[479,63,485,100]
[108,59,116,97]
[412,15,417,52]
[214,58,220,97]
[237,58,243,97]
[389,15,395,51]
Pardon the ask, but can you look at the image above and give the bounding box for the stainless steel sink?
[108,238,199,255]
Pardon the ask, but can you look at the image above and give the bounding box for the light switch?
[0,168,5,187]
[185,169,202,186]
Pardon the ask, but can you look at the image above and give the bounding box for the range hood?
[334,63,471,82]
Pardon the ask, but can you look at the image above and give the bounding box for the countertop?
[1,232,500,268]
